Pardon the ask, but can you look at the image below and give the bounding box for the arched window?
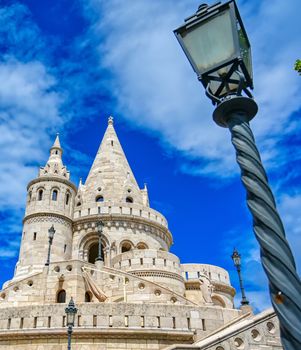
[136,242,148,249]
[65,193,70,205]
[85,291,92,302]
[121,241,132,253]
[38,189,43,201]
[212,295,226,308]
[52,190,58,201]
[96,195,104,202]
[126,197,133,203]
[57,290,66,303]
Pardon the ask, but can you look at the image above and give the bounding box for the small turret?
[39,134,70,179]
[15,135,76,279]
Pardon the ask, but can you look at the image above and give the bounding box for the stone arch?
[37,186,45,201]
[136,242,148,249]
[51,187,59,201]
[85,291,92,302]
[126,196,133,203]
[65,191,71,205]
[56,289,66,303]
[212,294,226,308]
[79,231,110,264]
[95,195,104,202]
[120,240,134,253]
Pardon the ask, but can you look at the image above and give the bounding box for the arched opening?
[136,242,148,249]
[96,195,104,202]
[121,241,132,253]
[126,196,133,203]
[38,189,43,201]
[65,193,70,205]
[88,242,105,263]
[56,289,66,303]
[85,291,92,302]
[52,190,58,201]
[212,295,226,308]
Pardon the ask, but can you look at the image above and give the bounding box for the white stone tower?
[0,118,281,350]
[15,135,76,279]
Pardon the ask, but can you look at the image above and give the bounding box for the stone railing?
[164,308,282,350]
[112,250,182,275]
[0,303,240,337]
[73,203,168,228]
[181,264,231,286]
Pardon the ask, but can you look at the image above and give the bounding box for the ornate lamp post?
[65,297,77,350]
[96,221,104,262]
[45,225,55,266]
[231,248,249,306]
[174,1,301,349]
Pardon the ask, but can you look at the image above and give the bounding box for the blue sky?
[0,0,300,312]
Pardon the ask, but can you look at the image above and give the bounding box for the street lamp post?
[95,221,104,262]
[174,1,301,349]
[65,297,77,350]
[45,225,55,266]
[231,248,249,306]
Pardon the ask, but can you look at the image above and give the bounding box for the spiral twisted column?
[213,96,301,350]
[228,112,301,349]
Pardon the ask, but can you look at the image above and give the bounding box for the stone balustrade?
[0,303,241,336]
[181,264,231,286]
[73,203,168,228]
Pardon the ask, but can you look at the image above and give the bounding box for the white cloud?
[0,59,63,209]
[85,0,301,177]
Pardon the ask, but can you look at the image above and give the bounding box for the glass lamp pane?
[234,257,241,265]
[208,67,240,96]
[181,10,236,74]
[238,26,252,79]
[67,311,75,326]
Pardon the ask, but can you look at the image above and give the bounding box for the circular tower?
[15,135,76,279]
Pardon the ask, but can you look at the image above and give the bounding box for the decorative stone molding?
[131,270,184,283]
[27,176,77,192]
[73,215,172,248]
[212,281,236,298]
[23,213,72,227]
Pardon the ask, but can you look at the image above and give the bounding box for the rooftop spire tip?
[108,116,114,125]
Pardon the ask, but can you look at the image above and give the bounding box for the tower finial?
[51,134,62,150]
[108,116,114,125]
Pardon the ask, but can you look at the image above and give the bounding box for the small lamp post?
[174,2,301,349]
[65,297,77,350]
[45,225,55,266]
[231,248,249,306]
[95,221,104,262]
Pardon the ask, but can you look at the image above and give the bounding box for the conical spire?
[82,117,144,205]
[51,133,62,150]
[38,134,70,179]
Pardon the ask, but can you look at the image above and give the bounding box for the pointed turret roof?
[82,117,144,205]
[39,134,70,179]
[51,133,62,150]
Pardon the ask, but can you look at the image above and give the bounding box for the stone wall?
[0,302,242,349]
